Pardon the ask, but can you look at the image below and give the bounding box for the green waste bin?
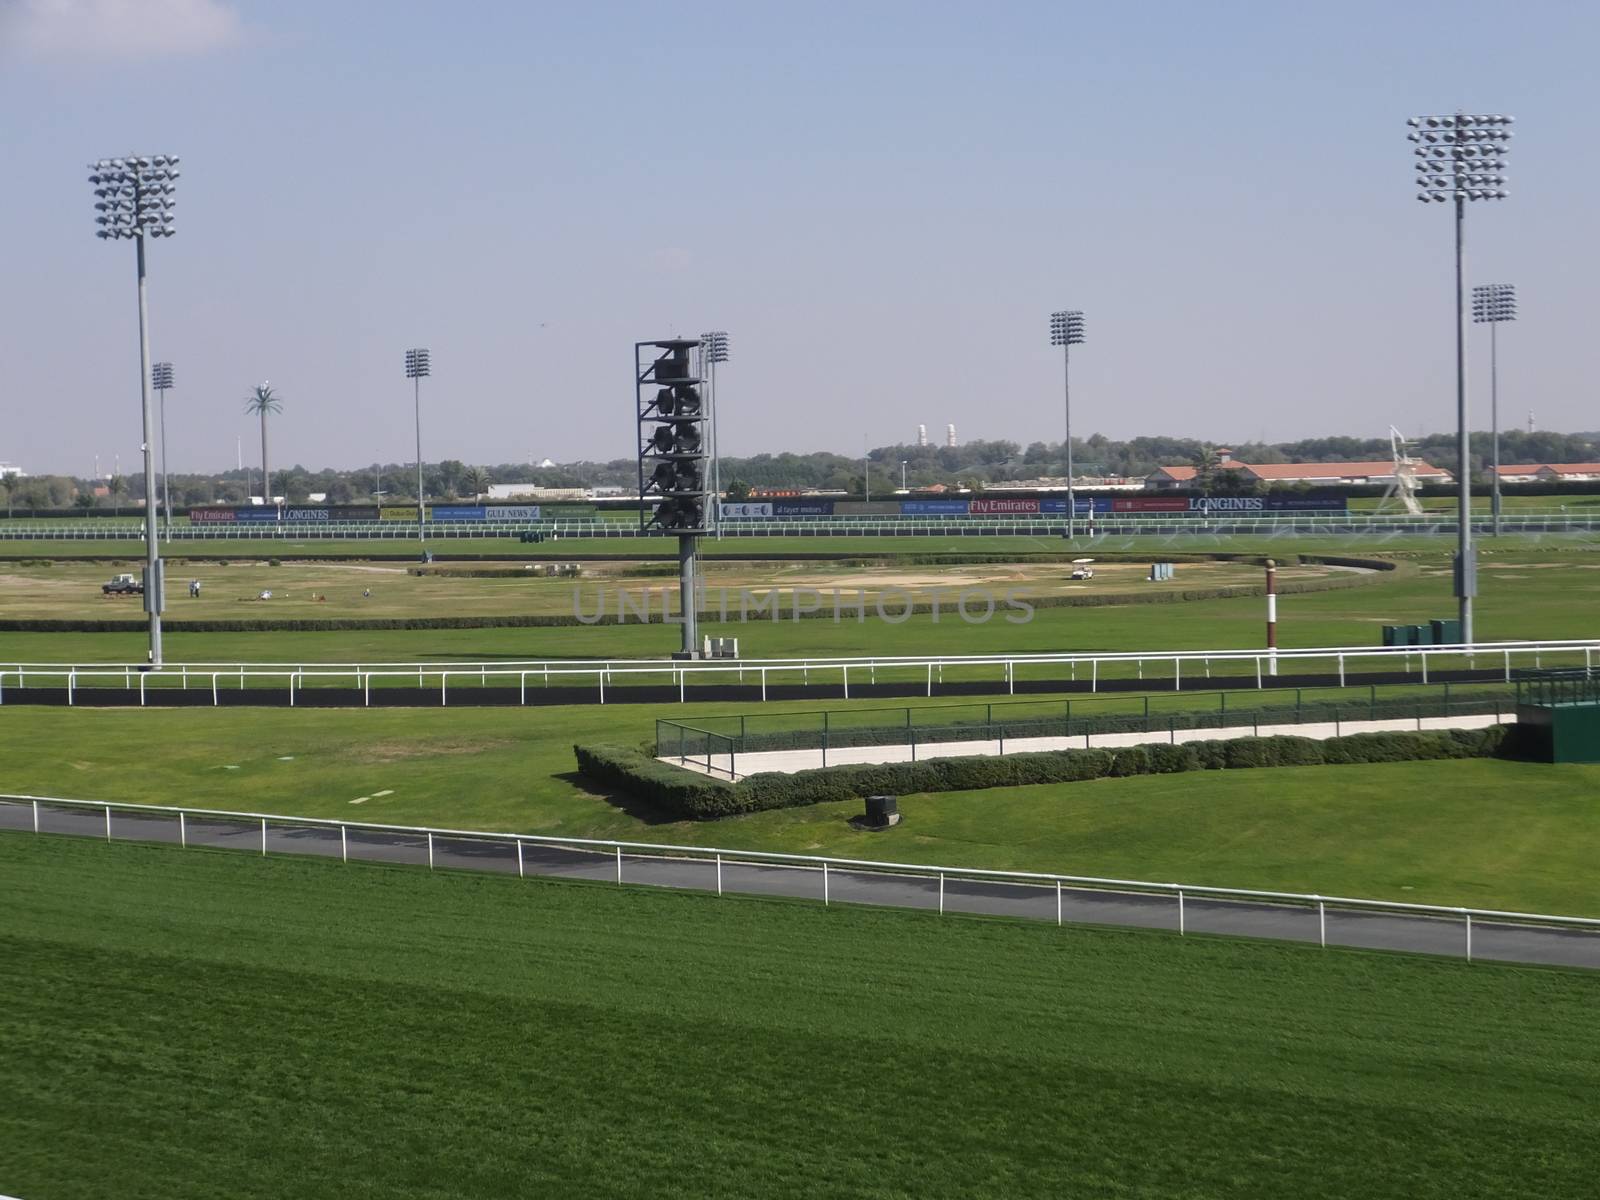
[1431,618,1463,645]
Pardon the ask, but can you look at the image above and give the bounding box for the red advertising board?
[969,497,1041,515]
[1112,496,1189,512]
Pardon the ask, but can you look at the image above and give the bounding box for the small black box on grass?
[864,794,900,829]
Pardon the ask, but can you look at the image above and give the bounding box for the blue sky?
[2,0,1595,475]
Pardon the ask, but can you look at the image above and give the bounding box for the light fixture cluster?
[404,347,431,379]
[1049,310,1085,347]
[152,362,174,390]
[1472,282,1517,324]
[1407,114,1512,203]
[89,155,180,239]
[700,330,730,365]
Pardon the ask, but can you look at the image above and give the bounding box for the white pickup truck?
[102,572,143,595]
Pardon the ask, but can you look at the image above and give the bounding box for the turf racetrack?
[3,834,1598,1199]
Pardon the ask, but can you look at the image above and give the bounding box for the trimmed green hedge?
[577,725,1509,820]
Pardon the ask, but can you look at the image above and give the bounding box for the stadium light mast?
[1049,310,1086,538]
[700,331,730,540]
[90,153,179,668]
[1408,111,1513,644]
[153,362,174,540]
[1472,283,1516,537]
[405,348,430,547]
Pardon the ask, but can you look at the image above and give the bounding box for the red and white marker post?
[1265,558,1279,676]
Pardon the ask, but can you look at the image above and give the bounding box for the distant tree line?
[6,428,1596,514]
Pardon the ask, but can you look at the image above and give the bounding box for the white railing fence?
[4,794,1598,970]
[0,639,1594,706]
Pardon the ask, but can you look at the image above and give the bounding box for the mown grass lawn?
[3,834,1598,1199]
[4,705,1598,914]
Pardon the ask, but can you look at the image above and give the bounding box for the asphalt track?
[4,798,1597,971]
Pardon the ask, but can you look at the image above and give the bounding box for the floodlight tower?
[1408,111,1513,644]
[152,362,174,540]
[1050,310,1086,538]
[90,153,179,668]
[700,330,730,539]
[1472,283,1516,536]
[405,348,430,546]
[637,338,711,658]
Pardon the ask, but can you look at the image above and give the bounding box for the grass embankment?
[3,834,1598,1199]
[4,705,1598,913]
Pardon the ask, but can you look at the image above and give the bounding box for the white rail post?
[615,844,622,884]
[1338,655,1345,687]
[289,674,296,707]
[1091,660,1097,692]
[926,663,932,697]
[212,674,219,705]
[1255,657,1262,688]
[105,804,111,841]
[1056,880,1062,926]
[441,673,448,707]
[843,665,849,699]
[823,861,830,905]
[364,675,371,707]
[32,799,39,832]
[1421,651,1429,685]
[179,810,186,848]
[716,853,723,896]
[68,671,74,706]
[139,673,146,706]
[260,817,267,855]
[760,668,767,702]
[600,672,606,704]
[428,832,434,869]
[516,839,524,878]
[939,872,945,915]
[1317,898,1326,948]
[1465,911,1473,962]
[1177,889,1185,935]
[520,673,526,706]
[1174,659,1180,691]
[341,824,348,863]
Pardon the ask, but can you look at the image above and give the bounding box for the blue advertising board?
[771,500,835,516]
[431,505,486,521]
[901,499,971,515]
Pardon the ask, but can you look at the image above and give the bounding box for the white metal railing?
[1,512,1598,540]
[0,639,1593,706]
[6,793,1598,969]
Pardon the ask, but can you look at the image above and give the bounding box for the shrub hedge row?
[576,724,1509,820]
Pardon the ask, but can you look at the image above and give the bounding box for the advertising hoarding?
[771,500,835,516]
[719,502,775,518]
[902,499,971,515]
[431,506,486,521]
[484,505,541,520]
[833,501,902,516]
[969,497,1041,515]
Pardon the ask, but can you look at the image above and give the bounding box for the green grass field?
[3,834,1597,1199]
[0,555,1295,622]
[0,544,1594,665]
[4,705,1598,913]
